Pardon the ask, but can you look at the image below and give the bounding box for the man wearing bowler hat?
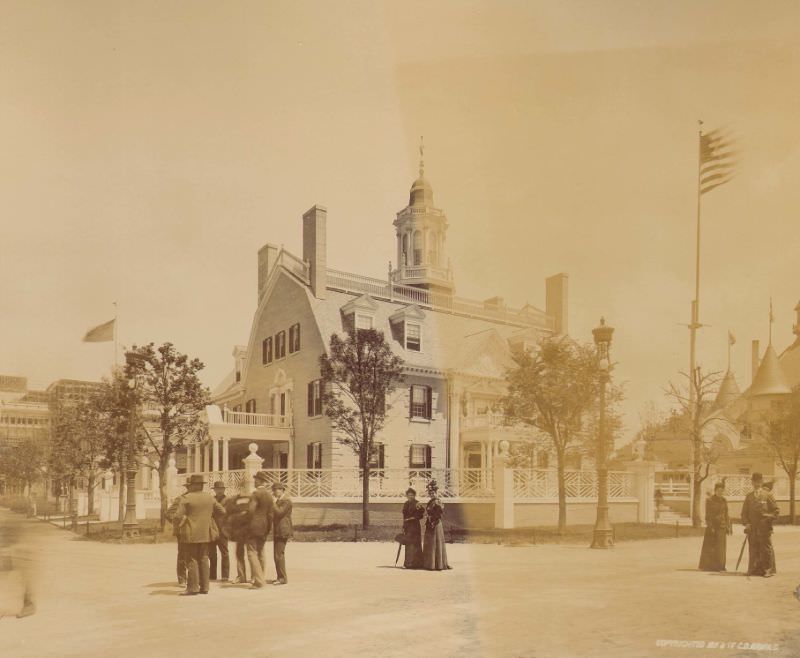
[247,471,275,589]
[209,481,230,582]
[175,474,226,595]
[741,472,779,577]
[271,481,293,585]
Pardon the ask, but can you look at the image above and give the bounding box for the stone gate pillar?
[625,461,657,523]
[493,440,514,529]
[243,443,264,494]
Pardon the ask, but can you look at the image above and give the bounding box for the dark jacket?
[176,491,226,544]
[213,493,229,539]
[225,495,252,543]
[166,494,185,540]
[248,486,274,539]
[273,496,294,540]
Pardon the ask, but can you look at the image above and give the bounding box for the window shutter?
[426,386,433,419]
[378,444,385,469]
[409,386,413,418]
[408,446,413,468]
[425,445,432,469]
[307,443,313,469]
[295,324,301,351]
[307,382,313,416]
[316,443,322,470]
[262,339,267,364]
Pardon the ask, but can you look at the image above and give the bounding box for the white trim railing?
[221,410,291,428]
[513,469,635,500]
[179,468,494,500]
[326,267,554,330]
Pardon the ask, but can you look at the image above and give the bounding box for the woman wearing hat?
[698,482,732,571]
[401,487,424,569]
[422,480,451,571]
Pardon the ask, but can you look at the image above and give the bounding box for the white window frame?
[355,314,374,331]
[405,322,422,351]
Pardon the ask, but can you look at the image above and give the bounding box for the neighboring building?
[626,302,800,477]
[205,163,568,476]
[0,375,101,496]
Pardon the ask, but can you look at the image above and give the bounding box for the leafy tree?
[763,384,800,523]
[503,338,602,532]
[665,368,729,528]
[320,328,405,529]
[125,343,210,530]
[0,438,46,499]
[94,368,147,524]
[49,394,108,516]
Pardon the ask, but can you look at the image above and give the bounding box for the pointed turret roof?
[713,369,741,409]
[749,344,791,397]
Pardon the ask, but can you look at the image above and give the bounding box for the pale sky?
[2,1,800,438]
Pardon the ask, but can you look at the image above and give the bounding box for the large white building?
[201,165,569,479]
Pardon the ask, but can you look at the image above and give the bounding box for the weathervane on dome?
[419,135,424,177]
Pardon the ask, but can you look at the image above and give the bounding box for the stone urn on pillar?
[243,443,264,494]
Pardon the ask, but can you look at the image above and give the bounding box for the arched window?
[413,231,423,266]
[430,231,439,266]
[402,233,408,265]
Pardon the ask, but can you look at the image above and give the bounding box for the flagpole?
[113,301,119,370]
[690,120,704,406]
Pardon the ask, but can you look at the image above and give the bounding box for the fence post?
[165,456,180,503]
[493,441,514,529]
[624,461,657,524]
[243,443,264,494]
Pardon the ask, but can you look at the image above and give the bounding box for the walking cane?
[395,542,402,567]
[735,533,749,572]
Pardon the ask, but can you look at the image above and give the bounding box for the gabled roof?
[389,304,426,324]
[340,294,379,316]
[749,344,791,397]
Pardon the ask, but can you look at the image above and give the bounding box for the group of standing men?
[167,470,293,595]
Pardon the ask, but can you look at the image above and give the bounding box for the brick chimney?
[751,339,760,385]
[257,243,279,302]
[545,273,569,335]
[303,205,327,299]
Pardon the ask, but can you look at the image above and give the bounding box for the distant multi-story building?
[202,162,569,477]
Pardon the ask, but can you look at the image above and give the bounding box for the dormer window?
[341,294,379,334]
[405,323,421,351]
[355,314,373,331]
[389,304,425,352]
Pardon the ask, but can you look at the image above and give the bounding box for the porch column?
[203,443,210,474]
[222,437,230,471]
[287,439,294,470]
[448,384,460,470]
[194,443,202,473]
[186,445,193,473]
[212,437,220,473]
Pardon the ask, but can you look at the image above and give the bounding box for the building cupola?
[392,137,454,296]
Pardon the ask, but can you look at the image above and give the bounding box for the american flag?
[699,127,737,195]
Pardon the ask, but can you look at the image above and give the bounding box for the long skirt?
[404,533,423,569]
[698,527,726,571]
[422,521,451,571]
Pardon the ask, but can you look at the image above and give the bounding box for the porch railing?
[178,468,494,500]
[221,409,290,428]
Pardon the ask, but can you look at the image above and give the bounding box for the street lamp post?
[591,317,615,549]
[122,376,141,540]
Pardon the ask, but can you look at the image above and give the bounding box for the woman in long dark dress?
[699,482,732,571]
[402,487,424,569]
[422,480,452,571]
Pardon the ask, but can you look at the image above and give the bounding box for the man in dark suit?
[209,481,230,581]
[271,481,293,585]
[175,474,226,595]
[247,471,274,589]
[741,472,779,577]
[166,482,190,586]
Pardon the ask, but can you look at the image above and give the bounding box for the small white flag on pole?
[82,318,115,343]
